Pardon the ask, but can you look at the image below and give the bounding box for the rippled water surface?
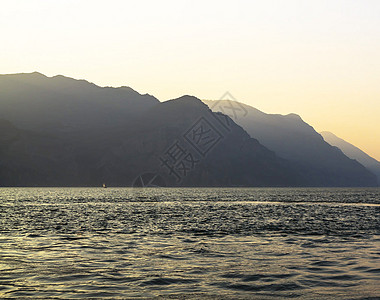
[0,187,379,299]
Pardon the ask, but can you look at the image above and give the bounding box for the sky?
[1,0,380,160]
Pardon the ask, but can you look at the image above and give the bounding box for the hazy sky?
[1,0,380,160]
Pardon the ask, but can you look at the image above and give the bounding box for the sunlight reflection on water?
[0,187,379,298]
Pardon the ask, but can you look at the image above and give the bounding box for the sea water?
[0,187,379,299]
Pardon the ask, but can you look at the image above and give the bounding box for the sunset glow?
[1,0,379,159]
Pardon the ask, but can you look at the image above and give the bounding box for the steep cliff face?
[111,96,304,187]
[321,131,380,185]
[204,100,378,187]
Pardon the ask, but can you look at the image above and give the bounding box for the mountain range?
[0,73,377,187]
[204,99,378,187]
[321,131,380,185]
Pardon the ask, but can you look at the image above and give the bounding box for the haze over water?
[0,187,379,299]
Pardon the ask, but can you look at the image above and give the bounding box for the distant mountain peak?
[205,98,377,187]
[0,71,47,78]
[286,113,302,120]
[117,86,137,91]
[52,74,78,80]
[174,95,203,102]
[164,95,205,107]
[30,71,46,77]
[321,131,380,185]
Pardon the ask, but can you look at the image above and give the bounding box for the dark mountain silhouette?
[104,95,304,187]
[204,100,377,187]
[0,119,66,186]
[321,131,380,185]
[0,73,305,187]
[0,72,158,134]
[0,73,377,187]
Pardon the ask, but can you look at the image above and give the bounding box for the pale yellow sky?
[1,0,380,160]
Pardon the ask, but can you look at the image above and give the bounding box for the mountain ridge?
[0,72,377,187]
[204,99,377,187]
[321,131,380,185]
